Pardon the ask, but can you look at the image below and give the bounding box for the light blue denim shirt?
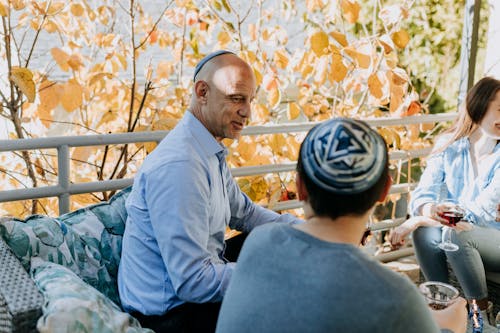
[118,111,299,315]
[410,136,499,229]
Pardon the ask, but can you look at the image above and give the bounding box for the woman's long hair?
[434,76,500,153]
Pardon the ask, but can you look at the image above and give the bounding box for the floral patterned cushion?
[31,259,153,333]
[0,187,131,306]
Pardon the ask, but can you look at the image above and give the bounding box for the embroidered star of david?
[318,124,369,168]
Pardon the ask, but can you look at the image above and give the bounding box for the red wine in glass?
[438,210,464,226]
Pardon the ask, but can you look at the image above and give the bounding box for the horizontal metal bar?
[0,113,457,153]
[241,113,458,136]
[0,131,169,152]
[0,179,134,202]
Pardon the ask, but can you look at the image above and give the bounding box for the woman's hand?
[389,216,440,249]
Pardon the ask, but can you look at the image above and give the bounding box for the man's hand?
[431,297,467,333]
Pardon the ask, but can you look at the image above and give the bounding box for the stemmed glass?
[436,200,465,252]
[419,281,459,310]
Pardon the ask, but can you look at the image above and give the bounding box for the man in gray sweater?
[216,118,467,333]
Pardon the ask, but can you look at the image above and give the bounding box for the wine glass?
[436,200,465,252]
[419,281,459,310]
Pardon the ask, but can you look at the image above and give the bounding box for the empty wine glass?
[436,200,465,252]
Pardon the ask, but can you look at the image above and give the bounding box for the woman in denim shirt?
[391,77,500,323]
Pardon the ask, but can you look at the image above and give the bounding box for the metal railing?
[0,113,457,222]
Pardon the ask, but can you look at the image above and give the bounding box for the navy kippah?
[193,50,235,81]
[300,118,387,194]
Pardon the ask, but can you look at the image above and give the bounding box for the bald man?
[118,51,299,332]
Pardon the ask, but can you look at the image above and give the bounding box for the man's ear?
[378,175,392,202]
[194,80,208,101]
[296,173,308,202]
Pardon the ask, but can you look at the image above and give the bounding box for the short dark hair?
[297,121,389,219]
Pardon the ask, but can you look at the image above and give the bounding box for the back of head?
[297,118,389,219]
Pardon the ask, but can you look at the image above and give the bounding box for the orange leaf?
[61,79,83,112]
[391,30,410,49]
[70,3,84,16]
[67,54,84,71]
[391,67,409,85]
[310,31,330,57]
[267,85,281,110]
[217,31,231,48]
[51,48,70,71]
[0,3,8,16]
[368,73,383,99]
[287,102,301,120]
[9,66,36,103]
[329,31,348,47]
[39,79,61,110]
[341,0,360,24]
[330,53,348,83]
[274,50,289,69]
[344,47,370,69]
[379,34,395,54]
[44,20,58,33]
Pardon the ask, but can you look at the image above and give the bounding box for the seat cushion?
[31,259,152,333]
[0,187,131,306]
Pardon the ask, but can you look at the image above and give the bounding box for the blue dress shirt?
[410,136,499,229]
[118,111,299,315]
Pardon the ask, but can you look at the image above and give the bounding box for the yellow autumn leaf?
[330,31,348,47]
[330,53,348,83]
[389,83,405,114]
[267,85,281,110]
[11,0,25,10]
[51,48,70,71]
[47,2,64,15]
[70,3,84,16]
[379,34,395,54]
[368,73,383,99]
[217,30,231,48]
[306,0,324,12]
[250,177,268,202]
[391,30,410,49]
[152,118,179,131]
[0,3,8,16]
[344,47,370,68]
[68,54,84,71]
[97,110,117,128]
[9,66,36,103]
[341,0,360,24]
[88,72,113,88]
[253,68,263,86]
[310,31,329,57]
[44,20,58,33]
[269,134,287,155]
[378,127,400,149]
[237,140,256,161]
[391,67,409,85]
[39,79,61,111]
[274,50,289,69]
[287,102,301,120]
[61,79,83,112]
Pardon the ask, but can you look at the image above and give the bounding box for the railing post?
[57,145,70,214]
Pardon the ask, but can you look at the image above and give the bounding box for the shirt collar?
[183,111,227,158]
